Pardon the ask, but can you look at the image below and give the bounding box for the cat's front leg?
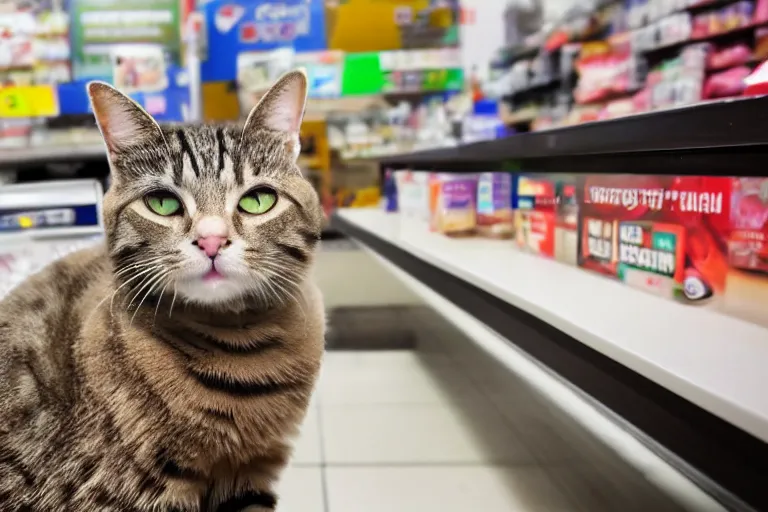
[213,487,278,512]
[220,492,277,512]
[211,464,283,512]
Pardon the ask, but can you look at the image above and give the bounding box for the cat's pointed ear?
[241,69,308,159]
[87,81,165,156]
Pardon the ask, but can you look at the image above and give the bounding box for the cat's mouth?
[203,268,225,282]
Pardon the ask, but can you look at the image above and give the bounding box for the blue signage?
[202,0,328,82]
[57,67,190,123]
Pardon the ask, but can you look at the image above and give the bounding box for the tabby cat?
[0,70,325,511]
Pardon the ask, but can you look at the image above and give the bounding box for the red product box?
[728,177,768,272]
[515,177,557,258]
[577,174,732,304]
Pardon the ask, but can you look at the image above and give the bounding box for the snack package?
[514,176,557,257]
[430,174,478,237]
[476,172,514,239]
[395,170,430,222]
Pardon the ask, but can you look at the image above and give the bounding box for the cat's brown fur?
[0,70,325,511]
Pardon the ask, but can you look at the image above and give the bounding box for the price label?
[0,86,59,118]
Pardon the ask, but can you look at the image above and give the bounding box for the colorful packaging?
[476,172,514,239]
[513,174,578,264]
[514,176,557,257]
[555,180,579,265]
[394,170,430,221]
[578,174,733,304]
[430,174,478,237]
[576,174,768,329]
[384,169,398,213]
[728,177,768,272]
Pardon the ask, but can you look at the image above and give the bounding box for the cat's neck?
[157,301,273,329]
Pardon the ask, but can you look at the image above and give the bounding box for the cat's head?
[88,70,322,311]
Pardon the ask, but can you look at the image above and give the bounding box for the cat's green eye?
[145,193,182,216]
[239,189,277,215]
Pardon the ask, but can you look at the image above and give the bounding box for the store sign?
[239,2,311,43]
[70,0,181,51]
[202,0,327,82]
[70,0,182,80]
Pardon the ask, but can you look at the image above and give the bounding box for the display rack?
[371,95,768,170]
[332,98,768,512]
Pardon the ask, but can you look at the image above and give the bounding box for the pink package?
[703,66,751,98]
[708,44,752,70]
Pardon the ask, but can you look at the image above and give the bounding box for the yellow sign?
[0,85,59,118]
[326,0,431,52]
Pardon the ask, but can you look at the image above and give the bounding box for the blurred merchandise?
[743,58,768,93]
[514,175,558,259]
[429,173,478,236]
[334,185,380,208]
[378,167,768,330]
[0,179,103,238]
[394,170,430,221]
[0,235,103,299]
[476,172,514,239]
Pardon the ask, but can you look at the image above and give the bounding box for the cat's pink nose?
[195,236,228,258]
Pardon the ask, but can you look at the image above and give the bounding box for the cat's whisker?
[110,266,161,314]
[124,269,163,315]
[113,256,168,278]
[129,270,168,326]
[85,290,115,326]
[169,284,178,319]
[259,267,307,323]
[154,279,171,325]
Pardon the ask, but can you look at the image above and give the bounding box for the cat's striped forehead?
[159,124,293,190]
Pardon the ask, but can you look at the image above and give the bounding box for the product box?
[395,170,431,222]
[476,172,513,239]
[722,176,768,327]
[430,173,478,236]
[515,176,557,257]
[555,180,579,265]
[514,174,578,264]
[578,174,768,329]
[728,177,768,272]
[578,174,733,305]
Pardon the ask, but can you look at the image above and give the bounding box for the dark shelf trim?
[333,212,767,512]
[643,20,768,58]
[375,96,768,169]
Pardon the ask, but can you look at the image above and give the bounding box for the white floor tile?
[321,403,534,465]
[290,406,323,465]
[275,466,325,512]
[319,351,480,405]
[325,466,576,512]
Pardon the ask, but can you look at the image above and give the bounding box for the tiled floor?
[277,350,692,512]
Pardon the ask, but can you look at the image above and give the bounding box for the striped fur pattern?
[0,71,325,511]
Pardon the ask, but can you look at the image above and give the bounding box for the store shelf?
[0,143,106,168]
[333,207,768,511]
[644,20,768,59]
[371,95,768,171]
